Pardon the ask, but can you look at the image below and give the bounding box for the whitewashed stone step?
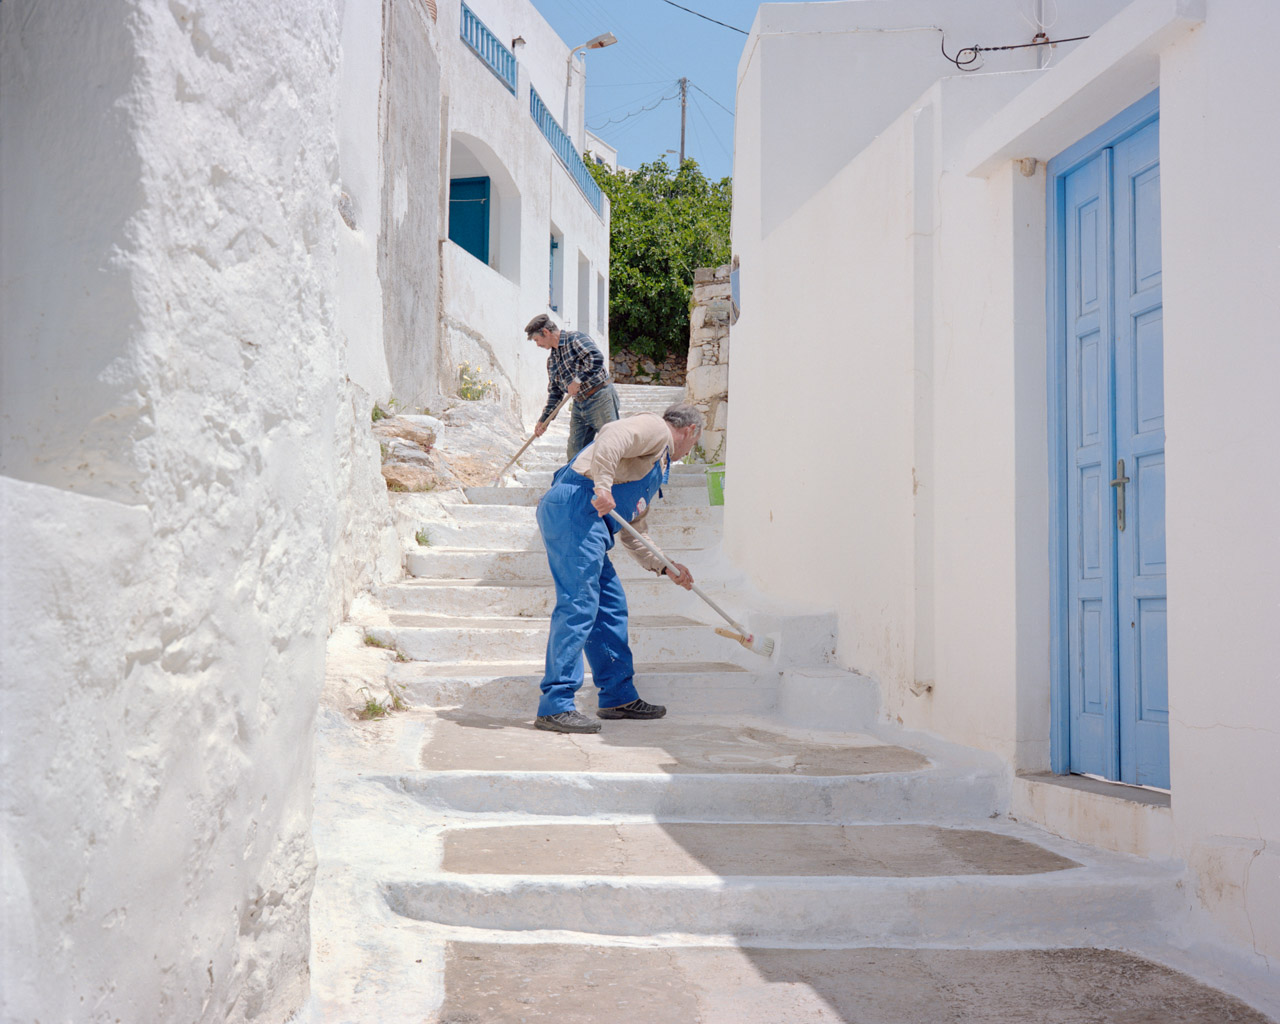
[406,547,705,580]
[387,663,774,715]
[439,822,1082,878]
[387,759,1001,822]
[390,712,1007,823]
[368,614,752,665]
[375,577,734,617]
[417,518,721,551]
[440,503,722,528]
[615,384,687,398]
[508,468,708,489]
[382,856,1178,946]
[465,485,709,507]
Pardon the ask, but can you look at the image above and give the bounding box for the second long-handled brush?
[491,394,570,487]
[607,509,775,659]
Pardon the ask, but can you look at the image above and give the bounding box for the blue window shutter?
[449,177,490,264]
[549,235,559,311]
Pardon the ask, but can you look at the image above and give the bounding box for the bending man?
[534,403,703,733]
[525,313,619,462]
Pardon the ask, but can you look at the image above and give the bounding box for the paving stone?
[435,945,1276,1024]
[420,715,929,775]
[441,822,1079,877]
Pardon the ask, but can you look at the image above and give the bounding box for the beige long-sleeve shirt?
[569,412,675,573]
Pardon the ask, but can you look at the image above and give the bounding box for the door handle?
[1110,458,1130,532]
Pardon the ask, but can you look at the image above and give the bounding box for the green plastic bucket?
[705,463,726,506]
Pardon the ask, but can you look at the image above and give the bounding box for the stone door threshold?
[1017,770,1171,808]
[1012,771,1173,859]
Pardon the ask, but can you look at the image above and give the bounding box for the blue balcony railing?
[460,3,517,94]
[529,87,604,217]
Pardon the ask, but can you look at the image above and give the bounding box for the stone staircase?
[305,384,1268,1023]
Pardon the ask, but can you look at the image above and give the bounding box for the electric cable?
[570,0,682,81]
[591,82,675,120]
[588,88,680,130]
[940,31,1088,71]
[688,81,733,117]
[689,91,731,163]
[654,0,748,35]
[591,79,677,89]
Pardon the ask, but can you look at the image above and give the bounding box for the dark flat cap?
[524,313,555,337]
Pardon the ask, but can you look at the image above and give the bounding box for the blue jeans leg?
[537,490,611,717]
[567,384,621,462]
[583,556,640,709]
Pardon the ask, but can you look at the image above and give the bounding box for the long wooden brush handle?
[607,509,750,636]
[492,394,570,485]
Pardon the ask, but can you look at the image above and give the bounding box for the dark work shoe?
[597,698,667,720]
[535,710,602,734]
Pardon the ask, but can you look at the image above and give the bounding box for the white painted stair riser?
[375,578,734,617]
[406,547,708,580]
[369,623,759,666]
[388,669,779,716]
[439,503,722,528]
[381,869,1179,945]
[464,486,711,507]
[383,767,1005,822]
[420,519,722,550]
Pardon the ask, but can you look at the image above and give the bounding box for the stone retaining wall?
[685,264,732,461]
[609,348,687,387]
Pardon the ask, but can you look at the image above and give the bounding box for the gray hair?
[662,402,703,434]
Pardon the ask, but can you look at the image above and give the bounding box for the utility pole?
[679,77,688,164]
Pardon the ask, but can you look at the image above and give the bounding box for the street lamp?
[571,31,618,55]
[564,32,617,148]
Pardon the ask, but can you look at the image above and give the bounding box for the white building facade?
[337,0,610,428]
[729,0,1278,989]
[436,0,611,423]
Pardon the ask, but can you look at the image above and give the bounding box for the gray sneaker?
[535,710,602,733]
[597,698,667,720]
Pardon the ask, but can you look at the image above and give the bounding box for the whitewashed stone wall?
[1,1,397,1020]
[685,264,732,460]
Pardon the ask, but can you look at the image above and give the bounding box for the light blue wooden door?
[1058,107,1168,788]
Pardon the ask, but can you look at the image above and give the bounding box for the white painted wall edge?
[961,0,1205,177]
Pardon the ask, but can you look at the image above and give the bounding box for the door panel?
[1113,121,1169,787]
[1063,152,1118,780]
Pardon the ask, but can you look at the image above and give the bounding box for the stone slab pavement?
[420,713,929,775]
[435,944,1277,1024]
[440,822,1079,877]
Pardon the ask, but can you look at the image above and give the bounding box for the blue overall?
[535,444,670,717]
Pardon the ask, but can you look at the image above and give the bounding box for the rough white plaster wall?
[0,0,146,501]
[744,0,1117,238]
[380,0,445,408]
[337,0,392,401]
[912,75,1051,768]
[725,114,918,695]
[1159,0,1280,969]
[1,0,395,1019]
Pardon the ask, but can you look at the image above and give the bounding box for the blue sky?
[530,0,768,182]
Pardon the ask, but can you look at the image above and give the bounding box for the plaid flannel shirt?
[539,330,610,422]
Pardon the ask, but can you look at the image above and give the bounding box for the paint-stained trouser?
[535,465,640,717]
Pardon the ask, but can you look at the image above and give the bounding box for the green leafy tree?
[588,158,731,361]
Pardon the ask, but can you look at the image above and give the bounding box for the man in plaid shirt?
[525,313,620,461]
